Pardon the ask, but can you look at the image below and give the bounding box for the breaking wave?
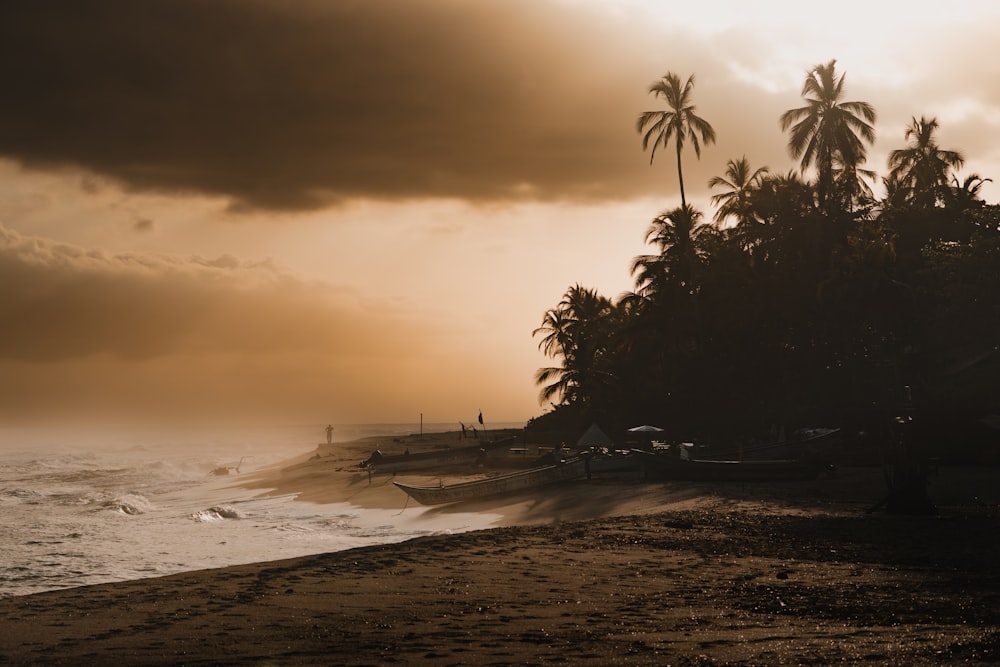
[191,505,245,522]
[100,493,154,516]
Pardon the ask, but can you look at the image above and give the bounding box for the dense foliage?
[533,60,1000,459]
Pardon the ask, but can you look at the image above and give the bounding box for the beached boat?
[634,450,825,482]
[584,449,641,475]
[360,436,517,474]
[691,427,842,461]
[392,456,589,505]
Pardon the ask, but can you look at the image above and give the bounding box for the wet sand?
[2,432,999,665]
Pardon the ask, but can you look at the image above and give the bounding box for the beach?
[2,432,999,665]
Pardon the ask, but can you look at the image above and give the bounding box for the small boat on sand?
[634,450,825,482]
[360,436,517,474]
[393,456,589,505]
[584,449,641,475]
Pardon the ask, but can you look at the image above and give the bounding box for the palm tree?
[631,205,716,298]
[831,156,878,209]
[534,307,573,368]
[709,155,770,226]
[533,285,617,410]
[947,173,992,212]
[887,116,964,207]
[779,59,876,209]
[880,171,911,211]
[637,72,717,209]
[734,170,816,256]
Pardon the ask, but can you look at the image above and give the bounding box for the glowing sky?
[1,0,998,425]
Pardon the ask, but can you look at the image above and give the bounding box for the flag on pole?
[478,411,484,425]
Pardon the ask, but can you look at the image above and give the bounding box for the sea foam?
[191,505,246,522]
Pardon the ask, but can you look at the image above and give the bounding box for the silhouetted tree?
[709,155,769,227]
[780,59,876,211]
[888,116,964,208]
[637,72,716,209]
[831,157,877,211]
[947,173,992,213]
[631,204,716,303]
[533,285,619,424]
[743,170,819,266]
[533,58,998,467]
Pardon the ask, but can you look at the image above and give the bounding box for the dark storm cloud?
[0,0,689,210]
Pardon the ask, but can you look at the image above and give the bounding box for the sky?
[1,0,999,427]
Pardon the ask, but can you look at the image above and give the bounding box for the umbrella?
[627,425,664,433]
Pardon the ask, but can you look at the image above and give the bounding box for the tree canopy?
[534,61,999,466]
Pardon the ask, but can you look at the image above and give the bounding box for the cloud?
[0,0,685,211]
[0,225,543,424]
[0,225,499,422]
[2,1,996,213]
[0,225,342,360]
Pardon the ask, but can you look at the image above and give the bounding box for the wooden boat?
[392,456,589,505]
[476,445,565,470]
[360,436,517,474]
[696,427,842,461]
[584,449,641,475]
[634,450,825,482]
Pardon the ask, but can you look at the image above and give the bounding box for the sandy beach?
[2,432,999,665]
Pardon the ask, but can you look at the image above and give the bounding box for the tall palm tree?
[779,59,876,209]
[709,155,770,226]
[887,115,964,207]
[637,72,717,209]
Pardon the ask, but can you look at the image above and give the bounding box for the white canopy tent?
[576,423,612,448]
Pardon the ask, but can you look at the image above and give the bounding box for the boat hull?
[393,457,589,505]
[636,451,824,482]
[585,451,641,474]
[362,437,516,474]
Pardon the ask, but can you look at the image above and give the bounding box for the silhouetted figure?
[552,442,565,462]
[326,424,334,444]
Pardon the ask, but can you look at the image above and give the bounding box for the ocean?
[0,422,523,599]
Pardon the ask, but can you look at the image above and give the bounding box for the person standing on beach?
[553,442,565,462]
[325,424,334,444]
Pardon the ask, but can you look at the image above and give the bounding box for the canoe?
[360,436,517,474]
[393,456,589,505]
[635,450,825,482]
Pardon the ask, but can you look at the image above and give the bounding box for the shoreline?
[2,432,999,664]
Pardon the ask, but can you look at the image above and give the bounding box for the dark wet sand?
[2,434,999,665]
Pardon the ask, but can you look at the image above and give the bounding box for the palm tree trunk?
[675,141,687,209]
